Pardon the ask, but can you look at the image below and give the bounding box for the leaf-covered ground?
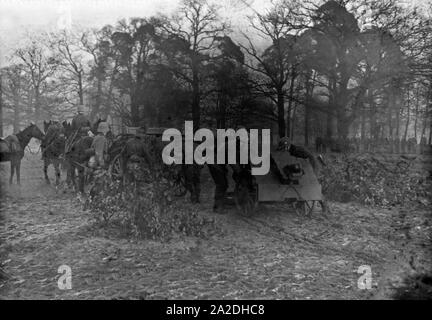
[0,153,431,299]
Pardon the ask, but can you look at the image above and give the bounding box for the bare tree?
[49,30,90,107]
[162,0,228,128]
[16,40,58,124]
[238,0,305,138]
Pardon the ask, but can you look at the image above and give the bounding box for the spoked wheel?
[234,183,258,217]
[109,153,123,180]
[126,153,154,184]
[294,199,327,216]
[173,172,188,197]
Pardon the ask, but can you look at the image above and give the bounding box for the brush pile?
[319,154,432,207]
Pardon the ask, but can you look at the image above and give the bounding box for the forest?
[0,0,431,148]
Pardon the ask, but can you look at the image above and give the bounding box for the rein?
[26,144,41,154]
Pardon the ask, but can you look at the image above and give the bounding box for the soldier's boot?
[191,194,200,204]
[213,197,227,214]
[190,187,200,204]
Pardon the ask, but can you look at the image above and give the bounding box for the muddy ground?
[0,152,431,299]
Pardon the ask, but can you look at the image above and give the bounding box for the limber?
[162,121,271,175]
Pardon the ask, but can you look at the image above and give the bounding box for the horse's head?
[92,118,103,135]
[27,122,45,141]
[62,120,73,137]
[43,120,52,134]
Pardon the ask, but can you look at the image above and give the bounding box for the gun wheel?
[234,184,257,217]
[109,154,123,180]
[294,199,328,215]
[173,172,188,197]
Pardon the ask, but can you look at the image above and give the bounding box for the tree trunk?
[368,89,378,140]
[395,94,401,139]
[304,76,311,146]
[414,86,419,141]
[291,99,297,140]
[91,78,102,121]
[360,102,366,140]
[286,66,296,138]
[130,92,140,126]
[0,72,3,137]
[13,91,20,133]
[34,87,41,126]
[326,77,337,139]
[217,93,227,129]
[277,90,285,138]
[403,90,410,142]
[191,64,200,130]
[78,72,84,105]
[420,111,427,140]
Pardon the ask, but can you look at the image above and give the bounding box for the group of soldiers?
[185,135,317,213]
[42,105,112,171]
[42,107,324,212]
[315,136,430,154]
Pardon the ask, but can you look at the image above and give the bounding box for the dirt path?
[0,154,431,299]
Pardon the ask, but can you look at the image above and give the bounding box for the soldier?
[207,126,248,213]
[420,135,427,154]
[183,163,201,204]
[394,137,400,154]
[71,104,92,137]
[89,122,109,169]
[208,164,229,213]
[181,127,202,204]
[401,138,406,154]
[66,104,92,154]
[276,136,317,172]
[41,116,64,159]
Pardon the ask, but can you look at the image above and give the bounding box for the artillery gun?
[232,150,327,216]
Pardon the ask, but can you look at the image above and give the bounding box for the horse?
[64,135,94,193]
[62,118,104,192]
[315,137,328,153]
[41,121,66,185]
[0,123,45,184]
[117,134,154,183]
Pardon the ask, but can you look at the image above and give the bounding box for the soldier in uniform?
[181,127,202,204]
[71,104,92,137]
[276,136,317,172]
[420,135,427,154]
[183,163,201,203]
[41,116,64,159]
[207,126,250,212]
[66,104,92,152]
[89,122,110,169]
[208,163,229,212]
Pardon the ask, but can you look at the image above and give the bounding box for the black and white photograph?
[0,0,431,302]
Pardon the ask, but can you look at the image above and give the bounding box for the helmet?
[97,122,110,135]
[77,104,85,113]
[278,136,291,151]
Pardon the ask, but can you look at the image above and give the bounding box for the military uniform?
[41,122,64,158]
[90,135,108,168]
[277,137,317,171]
[66,106,92,154]
[71,114,91,136]
[208,164,229,211]
[183,164,201,203]
[89,122,109,168]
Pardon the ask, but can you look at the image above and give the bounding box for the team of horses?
[0,123,45,184]
[0,120,104,189]
[0,121,250,210]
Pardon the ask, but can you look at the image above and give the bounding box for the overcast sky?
[0,0,269,62]
[0,0,429,65]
